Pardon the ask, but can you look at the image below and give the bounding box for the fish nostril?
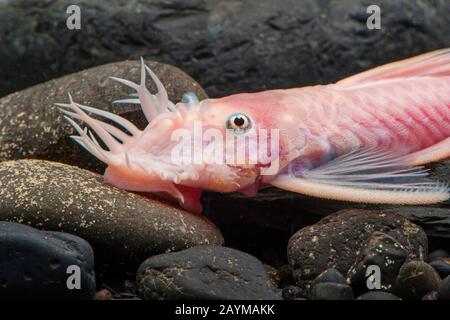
[182,92,199,107]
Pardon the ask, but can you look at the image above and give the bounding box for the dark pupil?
[233,116,245,127]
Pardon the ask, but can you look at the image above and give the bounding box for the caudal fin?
[337,48,450,86]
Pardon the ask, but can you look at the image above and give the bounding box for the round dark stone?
[394,261,442,300]
[430,259,450,279]
[437,276,450,300]
[312,268,347,287]
[0,221,95,299]
[282,285,306,300]
[137,245,281,300]
[348,232,407,292]
[288,209,428,285]
[428,250,449,262]
[310,283,354,300]
[357,291,402,300]
[0,160,223,274]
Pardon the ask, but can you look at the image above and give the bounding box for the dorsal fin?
[337,48,450,87]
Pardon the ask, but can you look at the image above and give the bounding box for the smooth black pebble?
[310,283,354,300]
[438,276,450,300]
[0,222,95,299]
[430,259,450,279]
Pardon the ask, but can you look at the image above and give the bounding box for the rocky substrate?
[0,0,449,300]
[0,61,449,300]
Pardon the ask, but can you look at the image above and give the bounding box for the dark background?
[0,0,449,99]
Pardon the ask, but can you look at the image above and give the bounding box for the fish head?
[58,60,282,213]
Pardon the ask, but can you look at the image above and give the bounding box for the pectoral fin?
[271,148,449,205]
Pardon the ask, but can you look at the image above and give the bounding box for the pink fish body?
[58,49,450,213]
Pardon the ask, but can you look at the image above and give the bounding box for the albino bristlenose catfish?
[57,49,450,213]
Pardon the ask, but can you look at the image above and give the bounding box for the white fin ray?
[298,148,444,191]
[59,107,129,142]
[57,94,123,152]
[110,58,173,122]
[113,98,141,105]
[271,147,450,205]
[57,101,141,136]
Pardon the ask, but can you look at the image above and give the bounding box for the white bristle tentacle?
[110,58,167,122]
[58,107,129,143]
[63,115,84,136]
[69,124,113,165]
[113,98,141,105]
[58,94,123,152]
[71,136,110,164]
[61,101,140,136]
[88,130,102,148]
[144,62,169,113]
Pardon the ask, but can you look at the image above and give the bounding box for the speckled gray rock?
[0,0,448,98]
[0,60,207,173]
[0,160,223,271]
[383,207,450,241]
[287,209,428,286]
[0,221,95,300]
[136,245,281,300]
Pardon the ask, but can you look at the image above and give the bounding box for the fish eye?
[226,113,252,133]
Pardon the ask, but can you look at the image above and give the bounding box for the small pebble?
[394,261,442,300]
[310,283,354,300]
[357,291,402,300]
[422,291,439,300]
[282,286,306,300]
[427,250,449,262]
[95,289,114,300]
[437,276,450,300]
[137,245,281,300]
[312,268,347,287]
[348,232,406,292]
[430,259,450,279]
